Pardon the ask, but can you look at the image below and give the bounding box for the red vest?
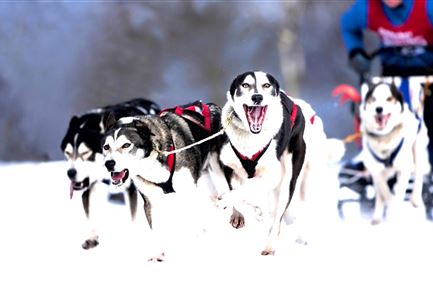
[367,0,433,46]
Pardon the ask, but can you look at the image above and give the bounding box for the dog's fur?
[101,101,228,261]
[359,82,430,224]
[217,71,308,255]
[60,98,160,248]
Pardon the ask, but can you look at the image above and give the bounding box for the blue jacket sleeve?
[341,0,368,54]
[428,0,433,25]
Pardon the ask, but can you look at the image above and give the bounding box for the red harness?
[157,101,212,192]
[232,98,299,178]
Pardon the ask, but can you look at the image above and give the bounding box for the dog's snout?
[251,94,263,104]
[67,168,77,179]
[375,106,383,114]
[105,160,116,171]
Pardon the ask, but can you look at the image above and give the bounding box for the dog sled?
[333,46,433,221]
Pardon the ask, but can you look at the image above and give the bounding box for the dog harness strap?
[290,104,298,129]
[280,96,298,129]
[160,101,212,132]
[156,144,176,193]
[367,138,404,167]
[230,141,271,178]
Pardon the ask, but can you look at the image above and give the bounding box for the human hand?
[349,48,371,75]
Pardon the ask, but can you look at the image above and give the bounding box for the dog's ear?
[133,120,154,157]
[265,73,280,96]
[133,120,153,138]
[104,112,117,131]
[363,76,375,92]
[389,82,405,111]
[68,115,80,130]
[229,75,241,99]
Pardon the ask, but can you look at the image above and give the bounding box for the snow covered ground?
[0,161,432,300]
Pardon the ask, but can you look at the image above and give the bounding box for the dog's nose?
[105,160,116,171]
[251,94,263,104]
[376,106,383,114]
[67,168,77,179]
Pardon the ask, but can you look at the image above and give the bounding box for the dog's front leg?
[386,170,412,222]
[133,176,167,262]
[410,140,429,208]
[371,173,392,225]
[218,171,279,223]
[393,170,411,203]
[80,182,111,249]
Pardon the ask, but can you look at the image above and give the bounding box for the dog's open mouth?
[243,104,268,134]
[111,169,129,186]
[69,177,90,199]
[375,113,391,129]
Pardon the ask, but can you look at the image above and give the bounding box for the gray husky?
[101,101,228,261]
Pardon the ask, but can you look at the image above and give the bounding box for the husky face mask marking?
[362,82,404,134]
[61,114,103,192]
[228,71,280,134]
[102,121,152,187]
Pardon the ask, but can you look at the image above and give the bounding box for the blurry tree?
[278,0,308,97]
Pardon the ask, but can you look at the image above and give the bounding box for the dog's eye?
[263,83,271,88]
[103,144,110,151]
[386,97,393,102]
[241,83,250,89]
[122,143,131,149]
[64,151,72,159]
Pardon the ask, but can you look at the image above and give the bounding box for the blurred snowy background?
[0,0,366,161]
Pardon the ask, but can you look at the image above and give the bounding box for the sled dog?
[61,98,160,248]
[217,71,307,255]
[359,82,430,224]
[101,101,228,261]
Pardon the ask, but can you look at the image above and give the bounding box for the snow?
[0,161,432,300]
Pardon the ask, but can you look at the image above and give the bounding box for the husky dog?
[60,98,160,249]
[101,101,228,261]
[217,71,307,256]
[359,82,430,224]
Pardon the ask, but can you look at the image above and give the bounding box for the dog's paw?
[82,238,99,250]
[148,252,165,262]
[230,209,245,229]
[260,249,275,256]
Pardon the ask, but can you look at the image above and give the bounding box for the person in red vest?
[341,0,433,77]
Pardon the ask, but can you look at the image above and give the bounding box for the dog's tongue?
[70,182,74,199]
[111,170,126,181]
[375,114,390,129]
[246,106,267,134]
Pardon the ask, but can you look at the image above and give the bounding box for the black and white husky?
[101,101,228,261]
[60,98,160,249]
[359,82,430,224]
[217,71,306,255]
[218,72,345,255]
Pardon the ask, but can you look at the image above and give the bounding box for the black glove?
[349,48,371,75]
